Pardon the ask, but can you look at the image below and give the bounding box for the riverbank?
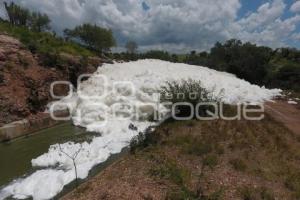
[0,33,103,126]
[63,110,300,200]
[0,122,89,187]
[0,110,69,142]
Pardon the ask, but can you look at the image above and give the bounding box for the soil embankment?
[0,34,106,139]
[265,100,300,135]
[63,111,300,200]
[0,34,102,126]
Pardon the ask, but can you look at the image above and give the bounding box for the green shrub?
[239,186,259,200]
[260,187,275,200]
[273,65,300,91]
[0,21,95,57]
[185,142,213,156]
[160,79,219,119]
[39,51,64,68]
[129,126,161,154]
[229,158,247,172]
[239,186,275,200]
[203,154,218,169]
[215,144,225,155]
[166,188,198,200]
[285,172,300,197]
[149,158,189,186]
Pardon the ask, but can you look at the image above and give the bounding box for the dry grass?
[64,107,300,200]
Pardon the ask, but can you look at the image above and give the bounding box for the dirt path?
[265,100,300,135]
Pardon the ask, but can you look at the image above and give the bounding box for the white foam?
[0,60,281,200]
[288,100,298,105]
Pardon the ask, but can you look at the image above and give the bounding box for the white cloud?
[238,0,285,32]
[1,0,300,52]
[292,33,300,40]
[0,4,7,20]
[229,0,300,48]
[3,0,241,52]
[291,1,300,13]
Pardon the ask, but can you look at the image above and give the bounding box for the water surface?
[0,122,91,187]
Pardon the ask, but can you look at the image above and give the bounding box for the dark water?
[0,122,128,199]
[0,122,90,187]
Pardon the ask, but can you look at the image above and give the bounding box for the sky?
[0,0,300,53]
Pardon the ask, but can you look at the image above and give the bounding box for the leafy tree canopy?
[3,2,51,32]
[64,24,116,54]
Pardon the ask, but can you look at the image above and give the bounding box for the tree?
[4,2,30,26]
[273,65,300,91]
[59,144,83,188]
[3,1,51,32]
[125,41,138,54]
[64,24,116,55]
[30,12,51,32]
[210,39,272,85]
[142,50,172,61]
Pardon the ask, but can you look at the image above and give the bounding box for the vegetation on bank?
[64,24,116,55]
[0,21,95,57]
[65,108,300,199]
[127,110,300,199]
[0,2,115,59]
[159,80,219,119]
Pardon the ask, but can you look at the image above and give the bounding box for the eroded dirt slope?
[64,113,300,200]
[0,34,101,125]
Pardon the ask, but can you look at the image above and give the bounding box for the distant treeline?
[113,40,300,91]
[1,2,299,91]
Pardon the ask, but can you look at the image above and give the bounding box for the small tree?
[59,144,83,188]
[64,24,116,55]
[3,1,51,32]
[4,2,30,26]
[30,12,51,32]
[125,41,138,54]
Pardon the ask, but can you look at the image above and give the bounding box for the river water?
[0,122,127,199]
[0,123,93,188]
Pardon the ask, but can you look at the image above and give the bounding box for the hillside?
[63,110,300,200]
[0,31,103,126]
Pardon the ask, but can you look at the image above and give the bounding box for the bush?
[0,21,95,57]
[39,51,64,68]
[149,158,189,186]
[185,141,213,156]
[239,186,275,200]
[203,154,218,169]
[273,65,300,91]
[141,50,172,61]
[229,158,247,172]
[285,172,300,197]
[210,39,271,85]
[64,23,116,54]
[129,126,160,154]
[160,79,218,119]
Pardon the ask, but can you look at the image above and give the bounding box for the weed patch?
[229,158,247,172]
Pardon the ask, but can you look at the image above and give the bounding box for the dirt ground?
[265,100,300,135]
[63,105,300,200]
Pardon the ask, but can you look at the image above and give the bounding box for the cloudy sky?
[1,0,300,52]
